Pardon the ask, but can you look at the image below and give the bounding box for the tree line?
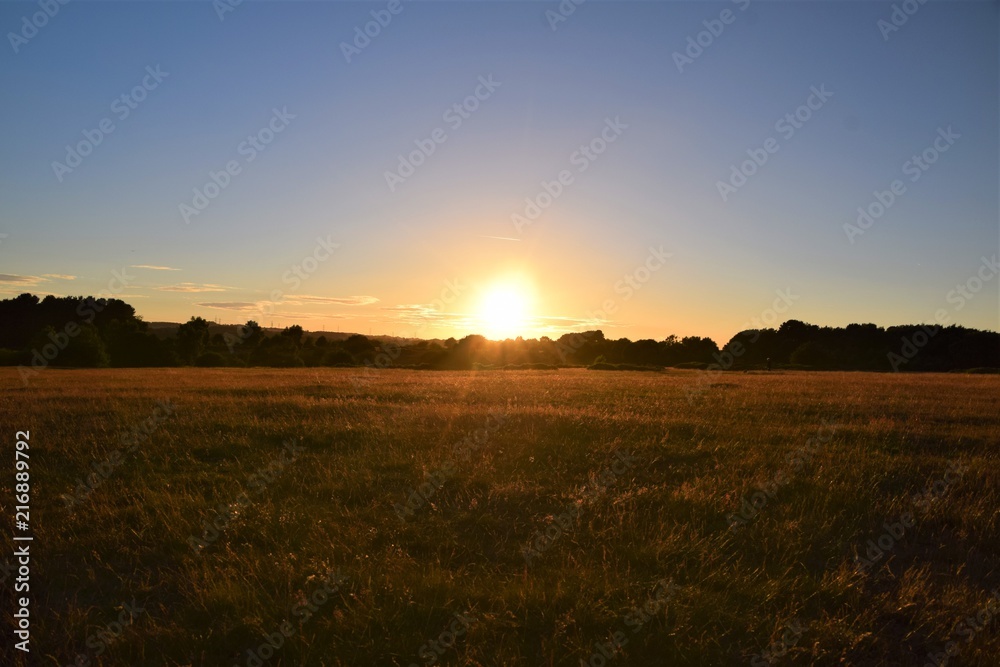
[1,293,997,373]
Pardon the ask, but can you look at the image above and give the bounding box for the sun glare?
[476,280,533,340]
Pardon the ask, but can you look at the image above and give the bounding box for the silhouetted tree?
[2,294,997,371]
[175,317,211,365]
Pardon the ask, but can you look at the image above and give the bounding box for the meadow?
[2,367,999,666]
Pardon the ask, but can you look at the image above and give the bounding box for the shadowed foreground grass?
[1,368,998,666]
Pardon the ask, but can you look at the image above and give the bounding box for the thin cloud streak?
[195,301,259,311]
[157,283,229,293]
[284,294,379,306]
[0,274,43,285]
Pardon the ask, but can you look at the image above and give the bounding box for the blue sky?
[1,0,996,344]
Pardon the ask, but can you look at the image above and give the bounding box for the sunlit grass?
[1,368,998,666]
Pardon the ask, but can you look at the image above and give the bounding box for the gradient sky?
[1,0,997,345]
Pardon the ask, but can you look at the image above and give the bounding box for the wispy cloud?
[274,311,348,321]
[157,283,228,293]
[42,273,76,280]
[195,301,259,311]
[284,294,379,306]
[532,314,620,333]
[382,304,437,316]
[0,288,61,297]
[0,274,44,285]
[380,304,476,328]
[195,301,355,324]
[479,235,521,242]
[131,264,181,271]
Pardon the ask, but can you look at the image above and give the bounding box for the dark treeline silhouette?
[1,293,997,373]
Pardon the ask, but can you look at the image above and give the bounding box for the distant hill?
[146,321,419,346]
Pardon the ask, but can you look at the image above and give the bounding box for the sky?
[1,0,997,345]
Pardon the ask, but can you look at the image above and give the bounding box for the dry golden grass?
[1,368,998,666]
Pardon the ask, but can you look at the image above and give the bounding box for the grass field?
[2,368,999,666]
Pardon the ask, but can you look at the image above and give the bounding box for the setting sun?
[476,280,534,340]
